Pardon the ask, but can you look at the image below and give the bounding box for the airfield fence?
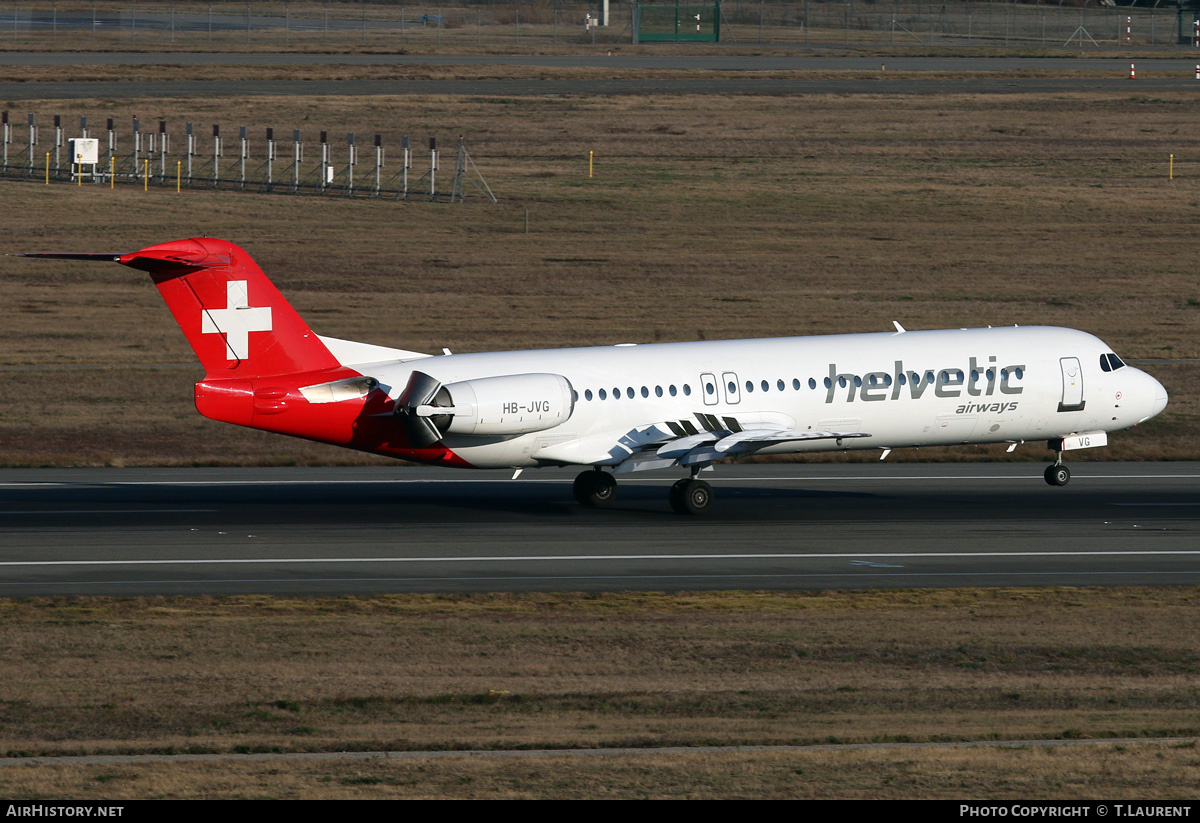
[0,110,497,203]
[3,2,1200,51]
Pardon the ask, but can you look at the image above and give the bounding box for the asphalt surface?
[2,462,1197,596]
[5,53,1200,98]
[2,53,1198,70]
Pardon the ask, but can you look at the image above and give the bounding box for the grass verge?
[1,588,1198,797]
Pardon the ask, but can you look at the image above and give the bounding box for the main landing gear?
[669,477,713,515]
[572,469,715,514]
[573,468,617,507]
[1044,440,1070,487]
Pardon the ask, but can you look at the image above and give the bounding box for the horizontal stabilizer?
[11,252,124,262]
[11,245,230,275]
[120,242,232,275]
[19,238,341,379]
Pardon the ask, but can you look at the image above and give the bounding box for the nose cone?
[1143,372,1168,423]
[1147,376,1166,422]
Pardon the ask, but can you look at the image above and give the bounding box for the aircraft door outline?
[721,372,741,405]
[1058,357,1085,412]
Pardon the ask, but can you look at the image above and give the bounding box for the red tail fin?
[119,238,339,379]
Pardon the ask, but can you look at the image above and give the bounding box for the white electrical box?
[68,137,99,165]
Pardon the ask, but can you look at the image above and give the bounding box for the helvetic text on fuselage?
[825,355,1025,410]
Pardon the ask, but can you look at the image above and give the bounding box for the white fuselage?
[359,326,1167,470]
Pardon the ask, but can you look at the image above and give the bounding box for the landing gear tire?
[1044,464,1071,487]
[669,478,713,515]
[573,470,617,507]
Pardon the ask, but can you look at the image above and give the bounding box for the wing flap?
[714,429,872,454]
[656,431,719,459]
[612,453,680,474]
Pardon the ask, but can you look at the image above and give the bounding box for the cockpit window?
[1100,353,1126,372]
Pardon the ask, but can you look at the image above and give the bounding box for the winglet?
[892,321,906,334]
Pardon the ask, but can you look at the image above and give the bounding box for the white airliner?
[16,238,1168,514]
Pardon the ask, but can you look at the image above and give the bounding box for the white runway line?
[2,509,216,514]
[4,550,1200,568]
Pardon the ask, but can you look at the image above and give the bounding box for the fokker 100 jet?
[15,238,1169,514]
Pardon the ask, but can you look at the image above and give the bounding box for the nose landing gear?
[1044,440,1071,486]
[1044,463,1071,487]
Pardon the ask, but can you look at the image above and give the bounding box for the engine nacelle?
[416,373,575,436]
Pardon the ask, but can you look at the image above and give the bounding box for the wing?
[608,411,871,474]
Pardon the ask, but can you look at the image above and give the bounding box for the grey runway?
[3,53,1200,71]
[1,462,1197,596]
[3,53,1200,99]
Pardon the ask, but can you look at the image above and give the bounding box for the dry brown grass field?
[1,589,1199,798]
[1,86,1197,466]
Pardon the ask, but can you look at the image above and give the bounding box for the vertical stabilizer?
[118,238,340,379]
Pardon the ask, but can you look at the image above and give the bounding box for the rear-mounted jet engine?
[396,371,574,446]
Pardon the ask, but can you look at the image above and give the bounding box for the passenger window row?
[582,384,692,402]
[575,367,1029,402]
[579,376,813,402]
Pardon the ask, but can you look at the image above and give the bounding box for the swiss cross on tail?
[201,280,273,361]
